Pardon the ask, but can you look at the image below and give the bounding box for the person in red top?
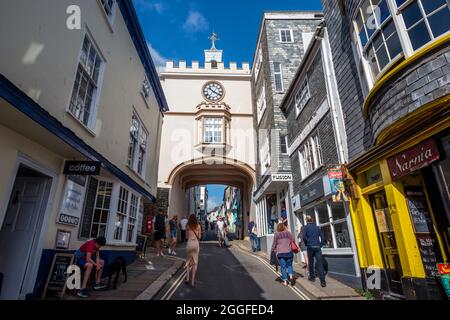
[74,236,107,298]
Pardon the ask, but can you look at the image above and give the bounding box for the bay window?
[90,180,113,238]
[204,117,222,143]
[354,0,403,79]
[127,194,138,242]
[398,0,450,50]
[353,0,450,86]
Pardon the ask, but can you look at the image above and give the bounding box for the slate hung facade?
[321,0,450,299]
[251,12,323,256]
[280,23,360,288]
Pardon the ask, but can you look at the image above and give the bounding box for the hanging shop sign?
[63,160,101,175]
[56,175,86,226]
[437,263,450,298]
[387,139,440,180]
[327,165,349,202]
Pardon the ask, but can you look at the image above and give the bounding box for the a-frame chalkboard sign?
[41,253,74,299]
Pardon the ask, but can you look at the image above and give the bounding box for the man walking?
[154,210,166,257]
[179,216,188,243]
[248,220,260,252]
[168,215,179,255]
[302,215,327,287]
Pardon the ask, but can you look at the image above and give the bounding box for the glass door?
[370,191,404,296]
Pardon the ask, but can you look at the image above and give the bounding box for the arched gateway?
[157,38,256,237]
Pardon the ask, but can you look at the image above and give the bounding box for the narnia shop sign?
[387,139,440,181]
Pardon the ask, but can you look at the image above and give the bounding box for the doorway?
[0,165,52,299]
[369,191,404,296]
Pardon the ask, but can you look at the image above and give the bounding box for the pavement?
[233,239,366,300]
[62,247,184,300]
[58,231,365,300]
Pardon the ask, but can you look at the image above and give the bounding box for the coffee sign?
[63,161,101,175]
[387,139,440,180]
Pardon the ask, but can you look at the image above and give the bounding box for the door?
[0,175,49,299]
[369,191,404,296]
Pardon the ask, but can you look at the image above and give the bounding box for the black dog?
[107,257,128,289]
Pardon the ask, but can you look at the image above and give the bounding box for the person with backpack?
[302,215,327,287]
[154,210,166,257]
[74,236,107,298]
[271,223,296,286]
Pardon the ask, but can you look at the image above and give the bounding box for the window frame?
[127,111,149,178]
[254,47,263,80]
[295,77,311,118]
[89,179,114,239]
[256,85,267,124]
[67,31,105,133]
[280,133,288,155]
[273,62,284,92]
[97,0,117,30]
[351,0,450,90]
[298,132,323,180]
[141,74,152,109]
[203,116,223,144]
[279,29,294,43]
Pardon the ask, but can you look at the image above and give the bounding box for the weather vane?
[209,32,220,50]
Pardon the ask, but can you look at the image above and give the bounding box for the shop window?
[317,202,330,224]
[398,0,450,51]
[362,165,382,187]
[69,34,103,129]
[330,201,346,220]
[321,224,334,248]
[114,187,129,240]
[333,220,351,248]
[90,180,113,238]
[127,194,138,242]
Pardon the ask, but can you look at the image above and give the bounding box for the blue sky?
[206,184,225,211]
[132,0,323,68]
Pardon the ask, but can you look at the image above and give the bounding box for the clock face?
[203,82,224,102]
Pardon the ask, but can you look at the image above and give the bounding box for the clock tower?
[204,32,222,64]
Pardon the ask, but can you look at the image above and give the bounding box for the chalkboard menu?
[405,187,434,234]
[42,253,74,299]
[136,235,147,256]
[416,235,441,277]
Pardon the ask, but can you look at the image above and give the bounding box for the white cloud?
[133,0,166,14]
[147,42,168,72]
[207,196,222,211]
[183,10,209,33]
